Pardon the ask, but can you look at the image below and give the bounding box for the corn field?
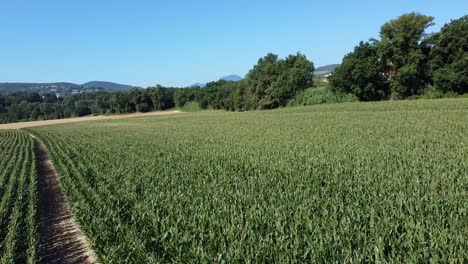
[0,130,38,263]
[12,98,468,262]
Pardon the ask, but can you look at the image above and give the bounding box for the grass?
[27,98,468,263]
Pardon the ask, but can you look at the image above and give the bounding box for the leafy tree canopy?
[378,12,434,98]
[330,42,389,101]
[430,15,468,94]
[246,53,315,109]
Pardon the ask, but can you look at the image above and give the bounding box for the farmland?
[0,130,37,263]
[21,98,467,262]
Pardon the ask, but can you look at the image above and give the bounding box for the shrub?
[288,86,357,106]
[181,101,201,112]
[408,85,459,100]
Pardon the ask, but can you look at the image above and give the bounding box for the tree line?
[330,13,467,100]
[1,53,315,123]
[1,13,466,123]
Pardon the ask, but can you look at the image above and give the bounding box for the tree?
[0,95,7,112]
[378,12,434,98]
[149,86,174,110]
[128,88,142,112]
[430,15,468,94]
[228,80,248,111]
[277,54,315,105]
[246,53,314,109]
[43,93,58,103]
[136,91,152,112]
[27,93,43,103]
[330,42,389,101]
[74,100,91,117]
[93,93,111,114]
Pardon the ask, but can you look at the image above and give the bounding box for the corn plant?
[0,131,38,263]
[28,98,468,263]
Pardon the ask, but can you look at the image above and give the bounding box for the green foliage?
[244,53,315,109]
[0,87,177,123]
[407,85,459,100]
[0,130,38,263]
[74,100,92,117]
[430,15,468,94]
[29,99,468,262]
[227,79,255,111]
[1,13,466,124]
[330,12,467,101]
[192,80,237,110]
[329,42,389,100]
[180,101,201,112]
[313,75,330,87]
[288,86,357,106]
[378,12,434,98]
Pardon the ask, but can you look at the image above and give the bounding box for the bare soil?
[33,135,98,264]
[0,110,183,129]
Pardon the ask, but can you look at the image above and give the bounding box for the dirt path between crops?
[0,110,183,129]
[32,135,98,264]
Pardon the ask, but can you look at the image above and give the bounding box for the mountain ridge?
[315,64,340,76]
[81,81,133,91]
[0,81,134,95]
[190,74,243,88]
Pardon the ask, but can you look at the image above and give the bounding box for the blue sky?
[1,1,466,87]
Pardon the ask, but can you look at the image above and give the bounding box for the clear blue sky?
[1,0,466,87]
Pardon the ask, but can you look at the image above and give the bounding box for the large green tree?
[246,53,314,109]
[430,15,468,94]
[378,12,434,98]
[329,42,389,101]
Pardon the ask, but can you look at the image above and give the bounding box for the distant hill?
[315,64,340,76]
[0,81,134,95]
[0,82,78,91]
[81,81,133,91]
[190,83,207,88]
[190,74,243,88]
[220,74,242,82]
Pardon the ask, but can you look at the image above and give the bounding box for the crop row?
[0,130,38,263]
[30,99,468,262]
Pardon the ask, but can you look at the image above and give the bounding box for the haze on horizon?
[1,0,467,87]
